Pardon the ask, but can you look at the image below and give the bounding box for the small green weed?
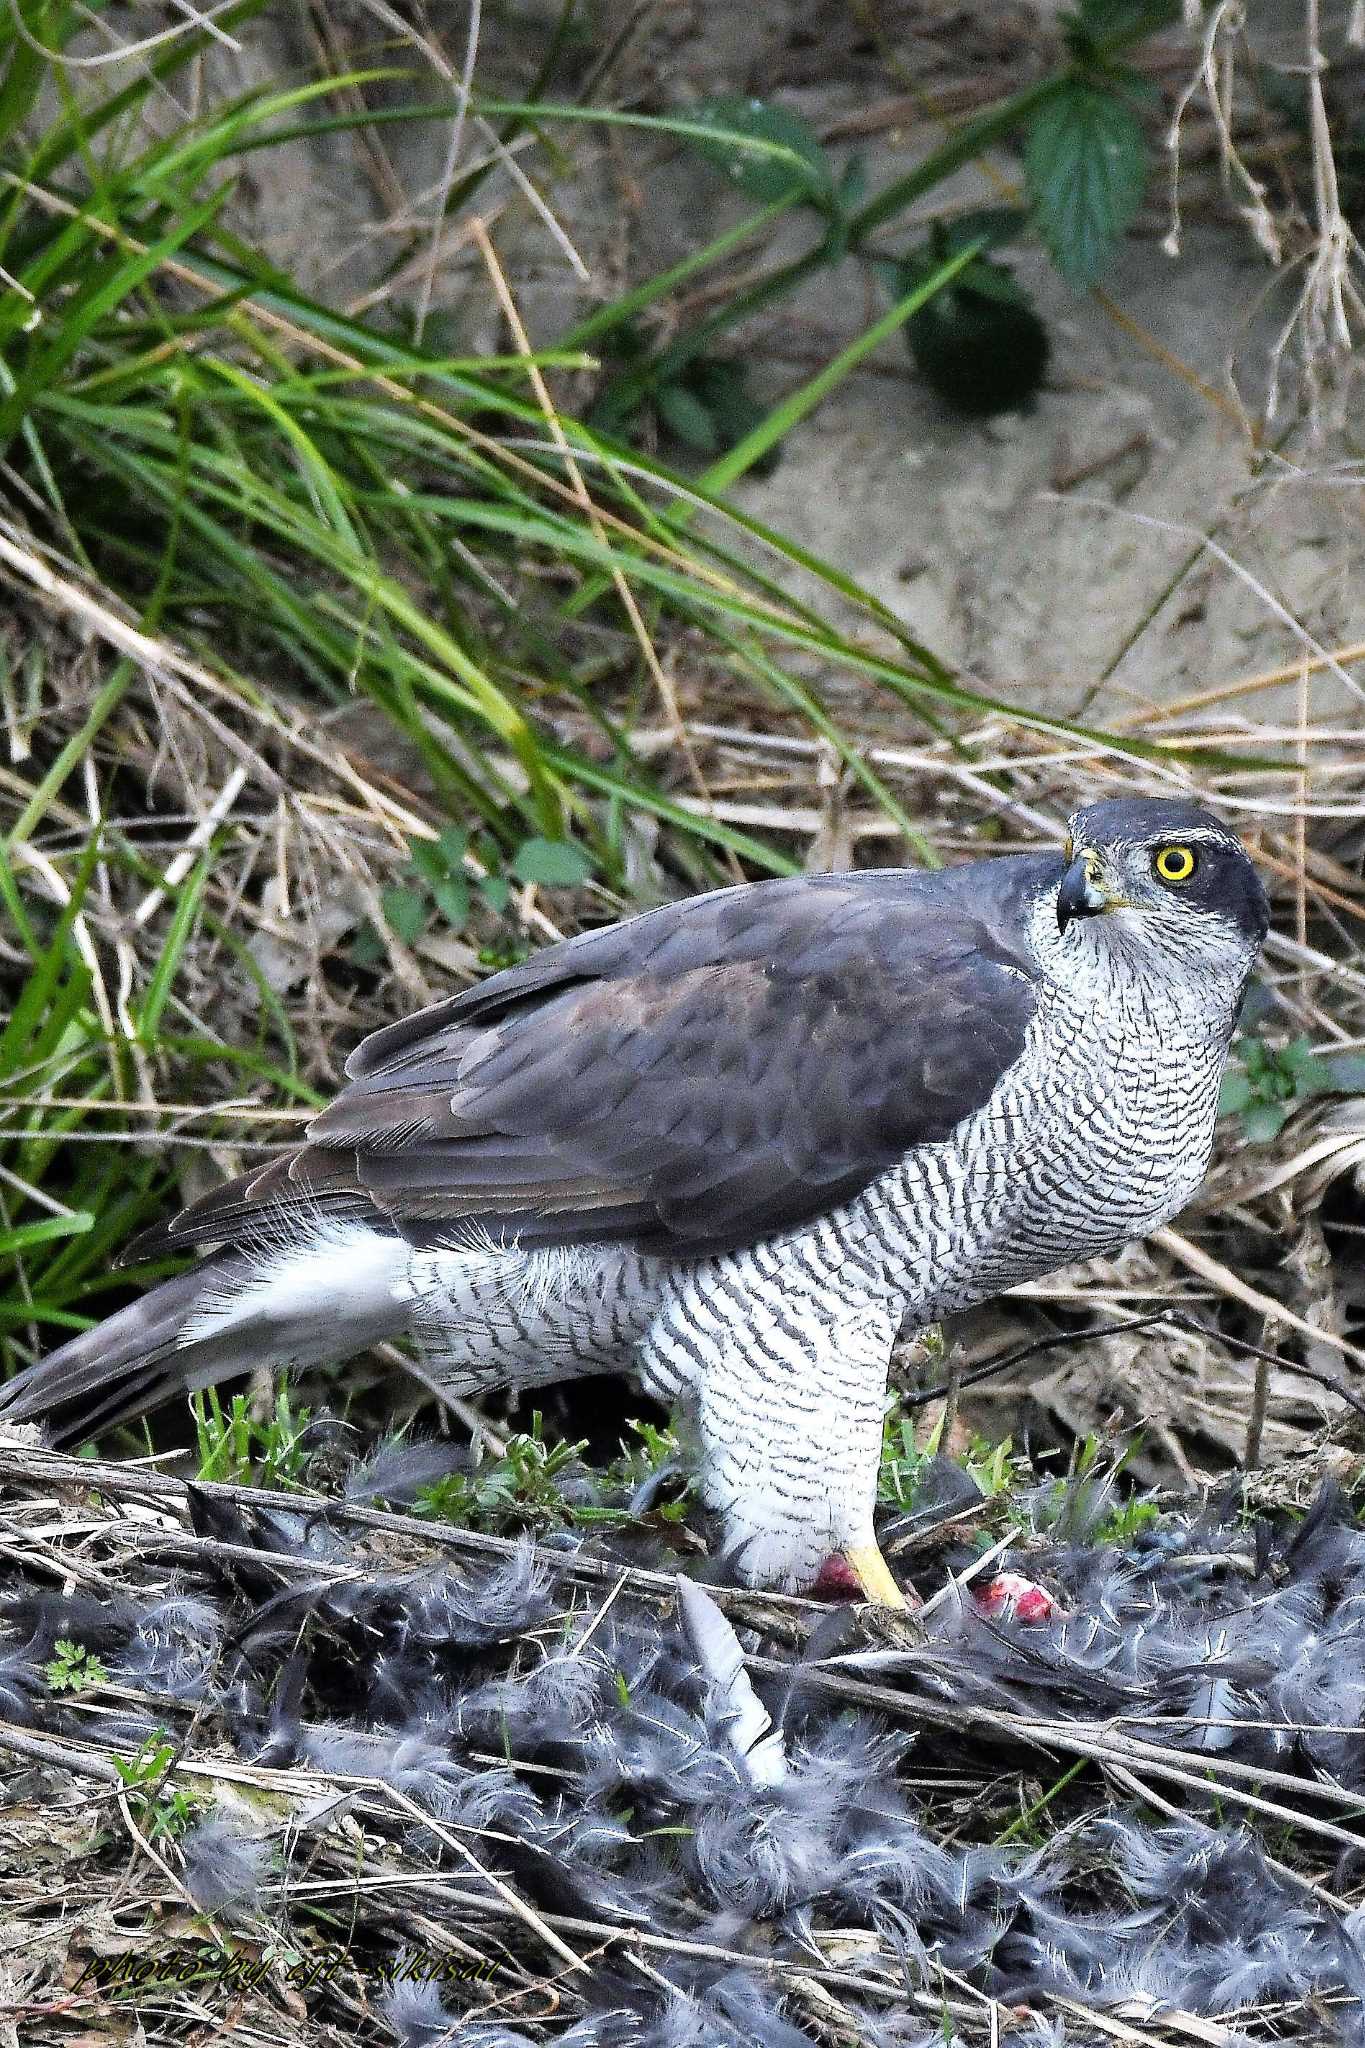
[417,1412,589,1533]
[902,219,1050,417]
[362,826,592,964]
[596,1,1173,440]
[192,1385,312,1488]
[1095,1493,1161,1545]
[1038,1432,1159,1545]
[994,1758,1089,1847]
[590,319,773,463]
[45,1638,109,1695]
[1220,1032,1365,1144]
[113,1734,202,1842]
[583,1417,697,1527]
[879,1400,1016,1512]
[415,1413,696,1535]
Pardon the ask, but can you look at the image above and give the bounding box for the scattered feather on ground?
[1,1434,1362,2047]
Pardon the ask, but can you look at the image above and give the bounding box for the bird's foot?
[838,1541,913,1611]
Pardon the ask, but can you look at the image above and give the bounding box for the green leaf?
[0,186,232,451]
[1242,1100,1289,1145]
[350,921,386,970]
[436,825,470,869]
[1071,0,1167,42]
[903,246,1050,416]
[138,853,210,1043]
[0,1211,94,1258]
[689,360,769,453]
[510,837,593,888]
[408,838,451,886]
[433,877,471,926]
[838,151,869,213]
[1024,81,1147,288]
[0,14,48,153]
[688,97,833,206]
[655,382,721,454]
[1280,1038,1333,1095]
[1219,1071,1254,1116]
[926,208,1031,264]
[480,876,511,916]
[381,886,427,943]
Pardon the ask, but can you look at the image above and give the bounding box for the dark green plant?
[416,1411,590,1533]
[591,320,774,463]
[1095,1493,1161,1545]
[1037,1431,1158,1545]
[414,1413,696,1536]
[380,826,480,946]
[1025,0,1154,289]
[1220,1033,1365,1144]
[368,824,590,963]
[589,1415,697,1527]
[901,216,1050,417]
[595,2,1177,440]
[688,97,837,210]
[878,1400,1016,1511]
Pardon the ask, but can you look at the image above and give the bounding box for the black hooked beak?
[1056,851,1107,932]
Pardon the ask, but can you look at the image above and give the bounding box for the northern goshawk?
[0,795,1268,1605]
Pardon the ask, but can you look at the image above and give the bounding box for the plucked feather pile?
[1,1436,1362,2048]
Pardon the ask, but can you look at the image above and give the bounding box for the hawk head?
[1054,796,1269,971]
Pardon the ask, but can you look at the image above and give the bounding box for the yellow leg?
[843,1541,908,1609]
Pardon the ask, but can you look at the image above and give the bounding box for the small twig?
[939,1343,963,1447]
[1245,1312,1279,1469]
[0,1441,823,1637]
[131,764,248,927]
[1103,1759,1350,1914]
[1156,1225,1365,1375]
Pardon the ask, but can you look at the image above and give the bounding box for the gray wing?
[150,866,1044,1259]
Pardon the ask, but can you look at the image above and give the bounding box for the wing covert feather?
[153,865,1045,1258]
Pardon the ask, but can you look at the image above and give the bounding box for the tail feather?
[0,1256,259,1444]
[0,1226,414,1444]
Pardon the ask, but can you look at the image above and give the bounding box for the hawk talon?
[843,1542,909,1611]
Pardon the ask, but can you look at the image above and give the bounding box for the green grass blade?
[137,853,210,1044]
[699,241,983,493]
[4,657,135,852]
[0,1209,93,1257]
[0,185,229,448]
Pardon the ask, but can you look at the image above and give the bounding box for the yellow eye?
[1154,844,1196,883]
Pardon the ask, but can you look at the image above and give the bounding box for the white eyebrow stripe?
[1131,827,1235,847]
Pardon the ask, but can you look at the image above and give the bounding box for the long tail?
[0,1226,413,1444]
